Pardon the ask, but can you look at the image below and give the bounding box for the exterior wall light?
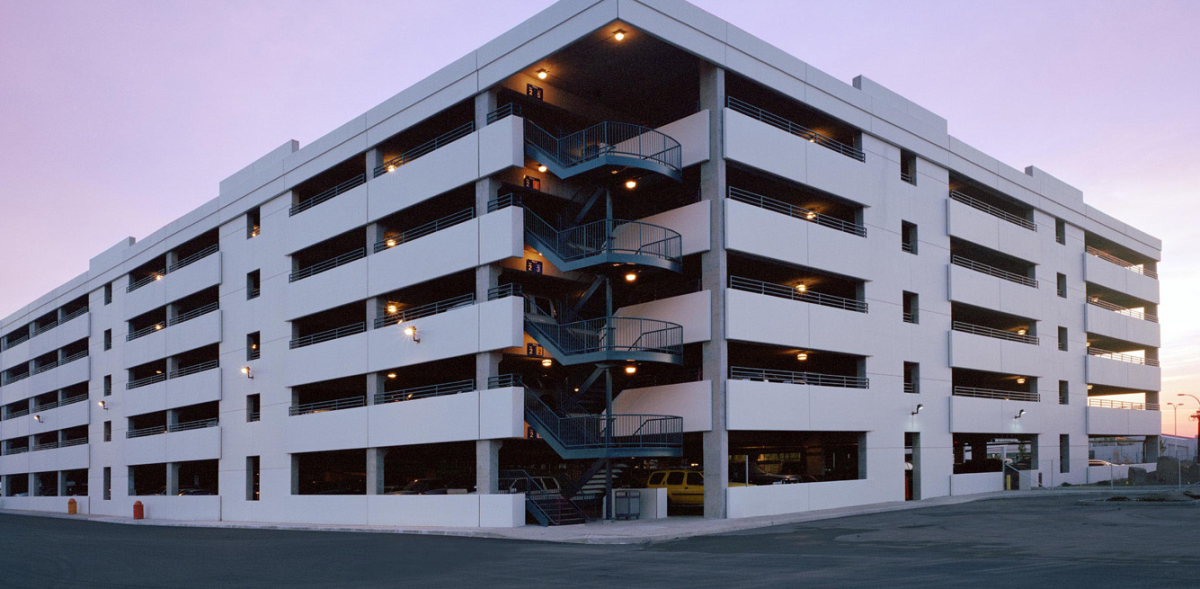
[542,358,553,367]
[625,272,638,283]
[613,29,626,41]
[404,325,420,343]
[911,404,924,416]
[536,164,548,173]
[625,179,637,190]
[1015,409,1025,419]
[1087,384,1094,390]
[536,69,549,80]
[796,352,808,361]
[33,415,42,422]
[241,366,254,379]
[624,365,637,375]
[97,401,108,410]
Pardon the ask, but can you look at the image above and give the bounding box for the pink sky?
[1,1,1197,435]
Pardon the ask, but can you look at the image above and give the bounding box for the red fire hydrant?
[67,498,77,515]
[133,501,144,520]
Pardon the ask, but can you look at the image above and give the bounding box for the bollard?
[133,500,144,520]
[67,498,77,515]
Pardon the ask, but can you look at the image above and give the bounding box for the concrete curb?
[0,488,1185,545]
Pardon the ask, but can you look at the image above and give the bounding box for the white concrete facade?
[0,0,1163,527]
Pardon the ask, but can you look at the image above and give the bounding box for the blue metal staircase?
[524,298,684,366]
[524,119,683,182]
[523,388,683,460]
[524,209,683,273]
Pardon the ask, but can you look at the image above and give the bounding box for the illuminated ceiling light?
[387,165,396,173]
[805,211,816,220]
[796,352,808,362]
[613,29,626,41]
[795,284,807,293]
[1016,377,1026,385]
[154,274,163,281]
[155,370,163,375]
[625,179,637,190]
[1087,384,1094,390]
[251,343,258,350]
[625,365,637,375]
[387,373,397,379]
[386,304,399,315]
[536,69,549,80]
[155,324,163,331]
[542,358,553,367]
[625,272,638,283]
[1017,329,1027,336]
[536,164,548,173]
[386,239,397,248]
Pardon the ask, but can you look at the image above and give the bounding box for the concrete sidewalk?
[0,488,1168,545]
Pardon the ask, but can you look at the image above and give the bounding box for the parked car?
[177,487,216,496]
[729,461,805,485]
[647,470,704,505]
[501,476,561,496]
[1089,459,1113,467]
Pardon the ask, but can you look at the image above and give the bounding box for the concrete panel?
[1085,355,1161,392]
[725,200,871,279]
[478,387,525,440]
[950,472,1003,496]
[368,392,480,448]
[948,331,1048,377]
[367,495,481,527]
[479,115,523,178]
[1086,406,1162,436]
[726,379,873,431]
[1083,254,1159,304]
[367,303,480,374]
[284,182,368,254]
[639,201,711,256]
[366,133,480,222]
[478,297,525,354]
[0,496,89,515]
[285,331,369,388]
[124,425,221,466]
[479,493,525,528]
[657,109,711,167]
[949,395,1048,435]
[726,289,871,356]
[1085,305,1160,348]
[947,199,1041,263]
[613,380,713,432]
[479,207,524,265]
[366,221,479,299]
[28,442,90,472]
[948,265,1043,320]
[124,368,221,417]
[286,406,369,453]
[129,495,221,521]
[616,290,711,344]
[284,258,369,321]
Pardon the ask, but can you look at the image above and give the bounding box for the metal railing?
[488,374,525,389]
[289,174,366,216]
[904,382,916,394]
[32,360,59,375]
[170,360,219,379]
[373,294,475,329]
[728,186,867,237]
[127,373,167,390]
[729,276,868,313]
[373,122,475,177]
[375,379,476,405]
[625,367,703,389]
[61,306,88,324]
[3,371,30,385]
[949,190,1036,231]
[1087,298,1158,323]
[32,440,60,452]
[486,103,522,124]
[487,192,522,213]
[5,408,30,420]
[62,350,88,365]
[168,302,219,327]
[1085,246,1158,279]
[127,425,167,439]
[248,411,261,423]
[168,244,219,273]
[31,320,58,337]
[169,418,219,433]
[1087,347,1160,367]
[127,322,166,342]
[903,312,917,324]
[127,270,166,293]
[498,469,588,527]
[952,321,1039,345]
[951,255,1038,288]
[901,241,917,254]
[729,366,869,389]
[623,279,703,306]
[4,332,31,349]
[488,283,524,301]
[289,248,366,282]
[290,396,367,416]
[34,398,60,411]
[524,119,682,174]
[953,386,1040,402]
[900,172,917,186]
[1088,398,1159,411]
[60,437,88,448]
[373,208,475,253]
[526,311,684,359]
[524,389,683,451]
[248,348,261,361]
[248,287,261,300]
[61,394,88,407]
[4,446,29,455]
[289,322,366,349]
[727,96,865,161]
[525,210,682,265]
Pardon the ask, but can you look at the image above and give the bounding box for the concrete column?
[474,89,499,130]
[165,356,181,379]
[476,351,501,390]
[290,455,300,495]
[476,440,503,494]
[166,409,179,429]
[164,251,179,273]
[1144,435,1161,463]
[128,467,137,496]
[57,471,67,497]
[166,463,179,495]
[165,303,178,324]
[365,223,379,255]
[365,372,382,406]
[698,61,729,519]
[366,297,382,332]
[365,148,381,182]
[367,448,387,494]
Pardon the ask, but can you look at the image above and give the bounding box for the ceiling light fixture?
[625,179,637,190]
[625,272,637,283]
[387,373,397,379]
[537,164,548,173]
[614,29,626,41]
[795,284,807,293]
[542,358,553,367]
[625,365,637,375]
[796,352,808,362]
[536,69,549,80]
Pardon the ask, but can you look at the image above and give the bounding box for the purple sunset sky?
[1,1,1197,434]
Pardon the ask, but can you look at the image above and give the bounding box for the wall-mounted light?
[241,366,254,380]
[911,404,924,416]
[625,179,637,190]
[625,272,638,283]
[97,400,108,411]
[542,358,553,368]
[1016,377,1026,385]
[1015,409,1025,419]
[33,415,42,423]
[625,365,638,375]
[403,325,420,343]
[536,164,548,173]
[536,69,549,80]
[796,352,809,362]
[613,29,626,41]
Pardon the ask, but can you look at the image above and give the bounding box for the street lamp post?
[1167,402,1179,437]
[1176,394,1200,463]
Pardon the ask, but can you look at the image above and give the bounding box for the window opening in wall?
[247,456,261,501]
[247,332,261,361]
[1055,219,1067,245]
[1058,326,1069,352]
[1057,273,1067,298]
[902,292,919,324]
[903,362,920,394]
[247,270,261,300]
[103,467,112,500]
[1059,380,1069,405]
[104,375,112,396]
[247,394,261,423]
[104,283,113,305]
[900,150,917,185]
[104,421,112,442]
[247,207,261,239]
[103,329,112,351]
[1060,435,1071,473]
[901,222,918,254]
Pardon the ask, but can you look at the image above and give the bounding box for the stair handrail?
[498,468,588,526]
[524,119,682,173]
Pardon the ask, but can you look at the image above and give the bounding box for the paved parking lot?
[1,495,1196,588]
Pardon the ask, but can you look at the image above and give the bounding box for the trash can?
[614,490,641,520]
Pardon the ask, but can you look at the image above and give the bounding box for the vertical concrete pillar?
[29,473,39,497]
[365,372,382,406]
[166,463,179,496]
[367,448,387,495]
[1144,435,1161,463]
[128,466,137,496]
[476,351,501,390]
[365,148,380,182]
[365,223,379,255]
[290,455,301,495]
[164,251,178,273]
[474,89,499,130]
[698,61,729,519]
[476,440,503,494]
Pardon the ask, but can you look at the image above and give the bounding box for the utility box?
[614,490,641,520]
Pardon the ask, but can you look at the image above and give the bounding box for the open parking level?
[2,492,1197,588]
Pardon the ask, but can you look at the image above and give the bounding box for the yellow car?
[647,470,751,505]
